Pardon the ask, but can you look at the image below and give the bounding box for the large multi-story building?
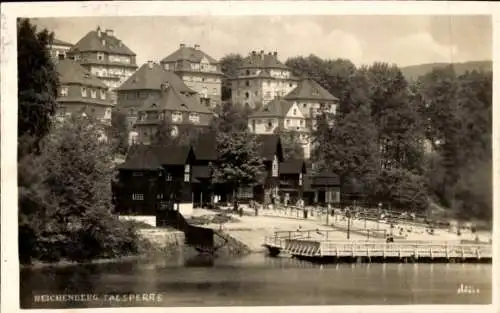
[55,59,113,124]
[48,38,73,61]
[230,50,299,110]
[248,77,338,159]
[160,44,223,109]
[284,77,338,125]
[133,81,214,145]
[116,61,199,128]
[67,26,138,104]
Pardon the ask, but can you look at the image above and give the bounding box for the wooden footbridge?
[263,230,492,263]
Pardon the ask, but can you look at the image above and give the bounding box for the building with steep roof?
[133,81,214,145]
[247,77,338,159]
[117,61,198,128]
[67,26,138,104]
[230,50,299,110]
[284,77,339,120]
[160,44,223,109]
[48,38,73,62]
[55,59,113,124]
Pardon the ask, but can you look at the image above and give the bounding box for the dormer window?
[312,88,319,96]
[172,112,183,123]
[100,90,106,99]
[189,113,200,124]
[293,109,297,115]
[91,88,97,98]
[97,52,104,61]
[81,87,87,97]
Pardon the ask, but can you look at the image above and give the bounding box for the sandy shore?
[191,207,492,252]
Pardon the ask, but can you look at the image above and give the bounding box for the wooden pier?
[263,230,492,263]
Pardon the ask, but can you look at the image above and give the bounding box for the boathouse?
[303,169,340,205]
[253,134,284,204]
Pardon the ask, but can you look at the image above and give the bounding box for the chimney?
[194,44,200,50]
[260,50,264,55]
[251,51,256,56]
[105,29,114,37]
[97,26,102,37]
[273,51,278,57]
[180,43,186,48]
[147,60,154,69]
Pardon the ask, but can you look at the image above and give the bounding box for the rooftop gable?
[138,83,211,114]
[239,51,289,70]
[56,59,108,88]
[161,44,218,64]
[284,78,338,102]
[117,62,196,93]
[69,26,136,56]
[280,159,307,175]
[255,134,283,162]
[284,102,306,119]
[250,99,293,118]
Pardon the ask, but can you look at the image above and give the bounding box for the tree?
[109,109,129,155]
[17,18,59,157]
[313,106,380,199]
[18,116,140,263]
[220,53,244,101]
[273,127,305,160]
[154,118,203,146]
[211,131,265,201]
[210,101,251,134]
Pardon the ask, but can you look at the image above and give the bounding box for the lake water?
[20,253,492,308]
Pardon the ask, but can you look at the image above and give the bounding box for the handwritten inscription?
[457,284,480,295]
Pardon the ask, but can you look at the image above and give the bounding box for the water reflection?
[20,254,492,308]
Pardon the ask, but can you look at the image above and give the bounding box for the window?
[58,106,67,116]
[293,109,297,115]
[246,81,250,87]
[267,119,273,128]
[312,88,319,96]
[286,119,290,126]
[189,113,200,124]
[133,172,143,177]
[255,91,258,96]
[213,88,217,95]
[165,172,172,181]
[100,90,106,99]
[184,164,191,182]
[132,193,144,201]
[73,54,80,61]
[91,89,97,98]
[81,87,87,97]
[60,87,68,97]
[159,112,165,120]
[303,103,307,108]
[289,83,293,87]
[245,92,249,99]
[97,52,104,61]
[172,112,183,123]
[157,194,164,200]
[252,119,256,131]
[300,119,304,126]
[246,70,250,76]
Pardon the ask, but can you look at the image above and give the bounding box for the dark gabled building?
[279,159,307,203]
[253,134,284,203]
[303,169,340,205]
[114,144,196,225]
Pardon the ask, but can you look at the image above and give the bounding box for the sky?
[31,15,492,68]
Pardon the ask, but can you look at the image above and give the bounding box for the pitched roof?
[119,144,194,170]
[69,27,135,56]
[161,45,218,64]
[117,62,196,93]
[52,38,73,47]
[119,145,162,170]
[284,78,338,102]
[303,171,340,191]
[255,134,283,161]
[56,59,108,88]
[240,52,289,70]
[280,159,307,175]
[138,84,212,114]
[250,99,293,118]
[193,131,218,161]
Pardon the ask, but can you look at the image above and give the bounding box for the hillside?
[401,60,492,81]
